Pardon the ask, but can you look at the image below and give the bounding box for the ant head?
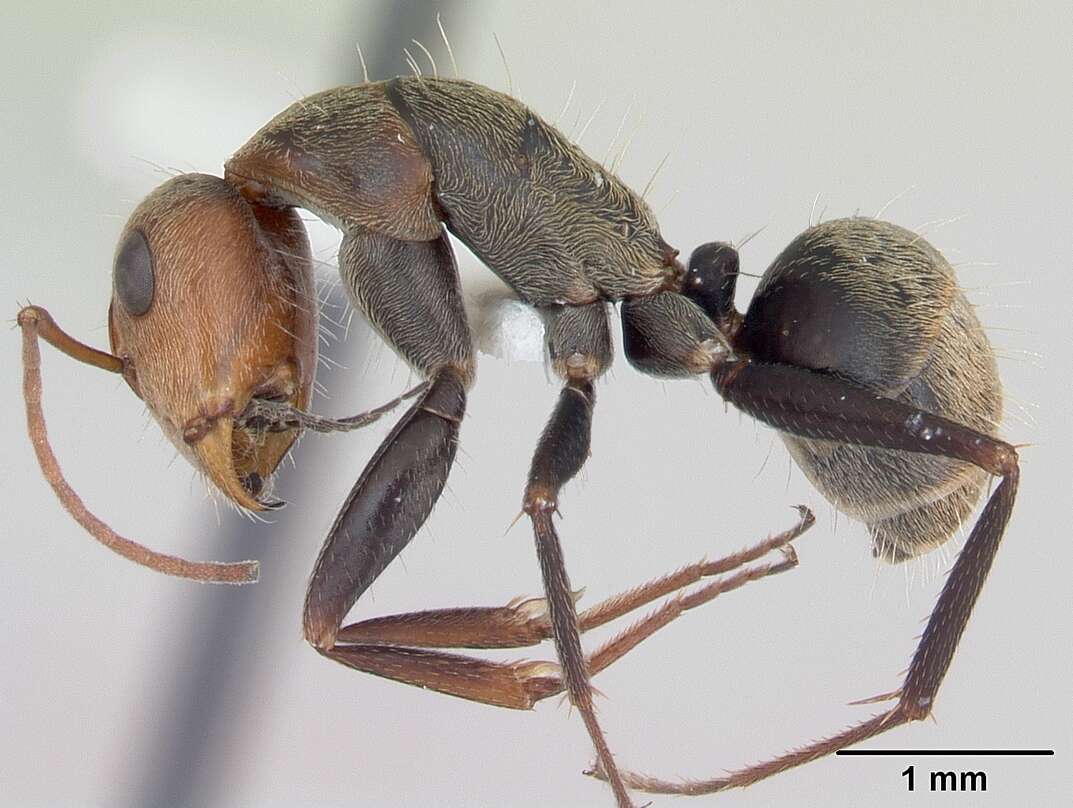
[108,173,317,511]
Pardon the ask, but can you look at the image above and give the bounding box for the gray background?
[2,2,1069,806]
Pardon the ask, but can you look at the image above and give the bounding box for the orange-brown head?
[108,173,316,511]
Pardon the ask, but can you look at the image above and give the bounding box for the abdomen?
[739,218,1002,561]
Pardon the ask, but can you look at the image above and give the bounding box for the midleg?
[518,301,642,807]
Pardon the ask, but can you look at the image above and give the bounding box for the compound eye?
[114,229,155,316]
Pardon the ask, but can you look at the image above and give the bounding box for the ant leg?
[325,540,802,713]
[336,506,812,648]
[576,507,810,633]
[714,360,1019,718]
[302,227,474,650]
[235,381,428,435]
[596,360,1018,795]
[300,243,801,770]
[576,539,799,684]
[518,302,642,808]
[303,367,468,648]
[321,512,807,716]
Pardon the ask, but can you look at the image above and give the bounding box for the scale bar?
[837,749,1053,756]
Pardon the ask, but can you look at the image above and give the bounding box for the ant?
[18,74,1018,807]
